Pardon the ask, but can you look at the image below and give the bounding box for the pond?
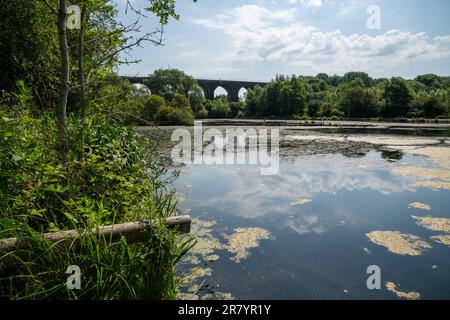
[139,125,450,300]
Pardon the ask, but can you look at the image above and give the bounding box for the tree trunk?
[57,0,69,164]
[79,2,87,148]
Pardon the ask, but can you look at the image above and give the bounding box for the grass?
[0,104,194,299]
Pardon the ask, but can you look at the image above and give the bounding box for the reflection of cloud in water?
[285,214,326,235]
[191,155,412,220]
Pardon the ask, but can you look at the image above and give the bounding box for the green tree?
[0,0,59,110]
[382,77,413,118]
[340,86,377,118]
[170,93,191,110]
[205,96,230,118]
[411,93,445,118]
[342,72,374,87]
[290,76,307,115]
[142,95,167,121]
[143,68,199,101]
[245,85,266,116]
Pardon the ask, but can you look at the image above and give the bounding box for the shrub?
[141,94,167,122]
[0,106,193,299]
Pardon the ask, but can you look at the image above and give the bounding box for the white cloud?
[194,4,450,74]
[289,0,323,8]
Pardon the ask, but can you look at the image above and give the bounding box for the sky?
[116,0,450,81]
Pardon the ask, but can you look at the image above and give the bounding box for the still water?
[141,126,450,300]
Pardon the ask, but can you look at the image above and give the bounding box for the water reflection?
[140,126,450,299]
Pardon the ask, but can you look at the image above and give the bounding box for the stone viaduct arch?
[123,76,268,103]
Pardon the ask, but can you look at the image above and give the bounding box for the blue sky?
[116,0,450,81]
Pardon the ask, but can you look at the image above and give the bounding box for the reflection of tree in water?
[380,149,404,162]
[340,146,368,158]
[280,139,372,160]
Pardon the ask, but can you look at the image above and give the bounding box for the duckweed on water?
[225,228,274,263]
[200,292,235,300]
[366,231,431,256]
[389,146,450,191]
[290,198,312,206]
[412,181,450,190]
[412,216,450,232]
[178,219,273,299]
[392,167,450,181]
[205,255,220,262]
[386,282,421,300]
[176,293,199,300]
[186,267,213,282]
[431,235,450,247]
[408,202,432,211]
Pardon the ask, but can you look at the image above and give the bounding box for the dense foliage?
[134,69,450,121]
[0,104,193,299]
[0,0,196,300]
[242,72,450,119]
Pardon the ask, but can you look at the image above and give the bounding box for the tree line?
[127,69,450,124]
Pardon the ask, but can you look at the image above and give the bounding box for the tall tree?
[383,77,413,118]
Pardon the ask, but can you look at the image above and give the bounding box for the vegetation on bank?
[0,104,193,299]
[0,0,197,300]
[125,69,450,123]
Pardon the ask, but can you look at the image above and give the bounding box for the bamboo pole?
[0,215,191,252]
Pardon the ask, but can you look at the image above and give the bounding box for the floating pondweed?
[431,235,450,247]
[200,292,235,300]
[412,216,450,232]
[388,145,450,191]
[187,267,213,281]
[408,202,432,211]
[406,147,450,169]
[225,228,274,263]
[412,181,450,190]
[348,136,441,146]
[205,255,220,262]
[290,198,312,206]
[176,293,199,300]
[366,231,431,256]
[190,236,226,256]
[386,282,421,300]
[181,255,201,265]
[393,167,450,181]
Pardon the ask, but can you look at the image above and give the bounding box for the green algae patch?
[386,282,421,300]
[412,216,450,232]
[205,255,220,262]
[190,236,226,256]
[225,228,274,263]
[200,292,235,300]
[408,202,432,211]
[407,147,450,170]
[349,136,441,146]
[290,198,312,206]
[412,181,450,190]
[181,255,201,265]
[389,146,450,191]
[393,167,450,181]
[189,218,226,257]
[431,234,450,247]
[366,231,431,256]
[186,267,213,282]
[176,293,199,300]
